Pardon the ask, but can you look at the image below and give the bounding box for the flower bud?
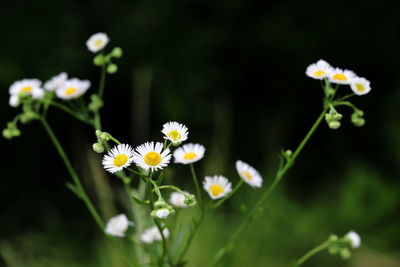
[88,94,104,112]
[333,113,343,120]
[184,194,196,207]
[2,129,13,139]
[154,199,168,209]
[96,131,111,142]
[111,47,123,58]
[340,248,351,259]
[93,142,105,153]
[284,149,292,158]
[93,54,106,66]
[351,113,365,127]
[328,120,341,129]
[107,64,118,74]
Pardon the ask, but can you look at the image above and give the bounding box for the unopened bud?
[328,120,341,129]
[111,47,123,58]
[107,64,118,74]
[340,248,351,259]
[93,54,106,66]
[92,143,105,153]
[184,194,196,207]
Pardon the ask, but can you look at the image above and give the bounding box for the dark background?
[1,0,400,266]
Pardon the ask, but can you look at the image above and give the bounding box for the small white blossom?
[32,88,45,99]
[161,121,189,144]
[329,68,356,85]
[105,214,133,237]
[173,143,205,164]
[346,231,361,248]
[140,226,170,244]
[9,95,19,107]
[203,175,232,200]
[86,32,109,53]
[44,72,68,91]
[155,208,171,219]
[56,78,90,100]
[133,142,171,171]
[350,77,371,96]
[102,144,135,173]
[236,160,263,188]
[9,79,42,96]
[305,59,333,80]
[169,191,189,208]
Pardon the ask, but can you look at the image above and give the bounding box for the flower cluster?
[97,120,264,243]
[306,59,371,96]
[306,59,371,129]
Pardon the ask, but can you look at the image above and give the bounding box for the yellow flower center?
[167,130,181,141]
[184,152,197,160]
[355,83,365,92]
[94,39,104,47]
[313,70,326,77]
[65,87,78,96]
[144,152,162,166]
[242,171,252,180]
[210,185,224,197]
[114,154,128,167]
[332,73,347,81]
[21,86,33,93]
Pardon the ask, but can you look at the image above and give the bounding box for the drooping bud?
[93,142,105,153]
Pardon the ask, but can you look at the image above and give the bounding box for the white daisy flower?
[105,214,133,237]
[161,121,189,144]
[169,191,189,208]
[173,143,205,164]
[86,32,109,53]
[140,226,170,244]
[102,144,135,173]
[235,160,263,188]
[305,59,333,80]
[203,175,232,200]
[346,231,361,248]
[350,77,371,96]
[56,78,90,100]
[133,141,171,171]
[9,79,42,96]
[9,95,20,107]
[44,72,68,91]
[329,68,356,85]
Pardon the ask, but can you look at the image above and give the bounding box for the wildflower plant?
[4,31,370,266]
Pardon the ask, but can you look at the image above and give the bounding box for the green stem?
[40,118,104,229]
[175,209,206,264]
[98,63,107,99]
[190,164,202,208]
[49,101,92,125]
[93,64,107,130]
[293,240,330,266]
[213,179,244,209]
[213,108,328,265]
[146,177,171,266]
[333,101,359,111]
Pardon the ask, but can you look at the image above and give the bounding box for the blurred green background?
[1,0,400,266]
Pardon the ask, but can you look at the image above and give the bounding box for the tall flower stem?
[292,239,330,266]
[40,117,104,229]
[146,176,171,267]
[213,107,328,265]
[94,64,107,130]
[190,164,202,208]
